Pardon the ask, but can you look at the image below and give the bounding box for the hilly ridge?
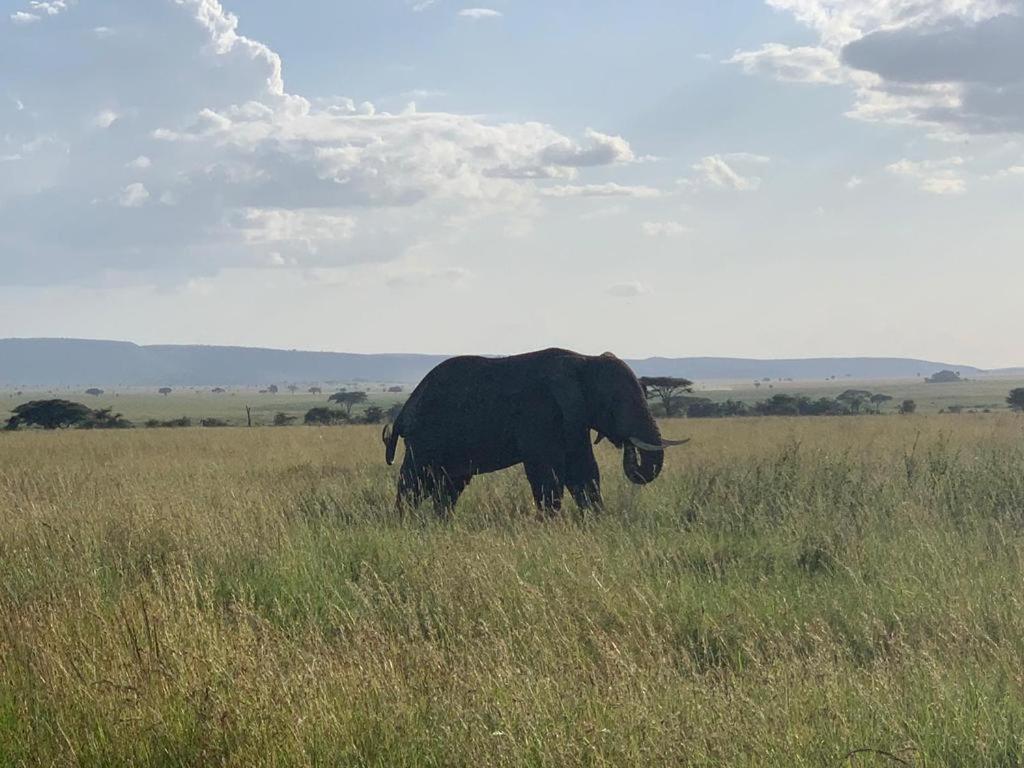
[0,338,1014,388]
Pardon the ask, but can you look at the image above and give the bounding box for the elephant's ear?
[546,364,588,438]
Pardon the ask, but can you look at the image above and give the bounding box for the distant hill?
[0,338,1010,388]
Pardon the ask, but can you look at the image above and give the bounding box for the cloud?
[994,164,1024,177]
[119,183,151,207]
[692,155,762,191]
[727,44,846,84]
[540,183,660,198]
[457,8,502,19]
[641,221,689,237]
[92,109,119,129]
[10,11,40,24]
[0,0,640,286]
[606,281,652,298]
[735,1,1024,137]
[538,129,635,167]
[846,175,864,189]
[886,156,967,194]
[386,266,471,288]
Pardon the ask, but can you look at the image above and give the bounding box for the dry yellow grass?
[3,415,1024,766]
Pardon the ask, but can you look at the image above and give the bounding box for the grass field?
[3,415,1024,765]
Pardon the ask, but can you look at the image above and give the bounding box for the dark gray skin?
[382,348,687,516]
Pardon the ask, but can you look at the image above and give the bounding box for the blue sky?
[1,0,1023,366]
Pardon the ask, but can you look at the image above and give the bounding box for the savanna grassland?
[3,415,1024,766]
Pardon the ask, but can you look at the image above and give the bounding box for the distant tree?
[308,386,323,395]
[1007,389,1024,412]
[925,370,962,384]
[273,412,296,426]
[266,384,279,394]
[85,388,104,397]
[328,391,368,416]
[837,389,873,414]
[200,418,229,428]
[5,400,94,430]
[753,381,761,389]
[304,407,348,425]
[287,385,298,395]
[387,385,404,393]
[81,408,132,430]
[211,387,226,394]
[362,406,385,424]
[639,376,694,418]
[870,393,893,413]
[754,394,802,416]
[158,387,172,396]
[685,399,750,418]
[898,399,917,415]
[946,404,964,414]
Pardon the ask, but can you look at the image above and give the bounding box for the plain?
[2,415,1024,766]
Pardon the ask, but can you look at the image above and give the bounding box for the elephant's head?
[580,352,688,485]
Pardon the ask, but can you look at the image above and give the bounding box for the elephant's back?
[398,356,523,451]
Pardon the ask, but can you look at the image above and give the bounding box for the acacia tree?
[287,385,299,394]
[85,388,104,397]
[308,386,322,395]
[158,387,172,397]
[870,393,893,413]
[1008,388,1024,412]
[639,376,694,418]
[5,400,94,430]
[837,389,872,414]
[328,391,367,417]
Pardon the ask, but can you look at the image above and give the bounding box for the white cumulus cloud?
[886,156,967,194]
[641,221,689,237]
[540,183,660,198]
[457,8,502,19]
[607,281,652,298]
[119,182,150,207]
[692,155,762,191]
[0,0,641,286]
[735,0,1024,137]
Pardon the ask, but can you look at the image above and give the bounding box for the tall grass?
[2,415,1024,766]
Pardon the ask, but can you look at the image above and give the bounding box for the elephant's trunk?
[623,444,664,484]
[622,414,665,485]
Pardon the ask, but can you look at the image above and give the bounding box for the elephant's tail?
[382,423,401,466]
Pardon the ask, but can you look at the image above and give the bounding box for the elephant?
[382,348,687,515]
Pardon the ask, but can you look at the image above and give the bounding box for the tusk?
[594,432,605,445]
[628,436,691,451]
[661,438,691,447]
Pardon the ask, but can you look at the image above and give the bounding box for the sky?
[1,0,1022,367]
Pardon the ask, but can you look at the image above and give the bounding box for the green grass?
[3,416,1024,765]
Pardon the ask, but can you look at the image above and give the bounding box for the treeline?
[674,393,917,418]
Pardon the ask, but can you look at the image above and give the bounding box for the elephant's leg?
[396,453,427,515]
[524,461,564,514]
[566,440,603,512]
[431,471,471,519]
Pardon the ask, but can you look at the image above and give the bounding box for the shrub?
[304,407,348,426]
